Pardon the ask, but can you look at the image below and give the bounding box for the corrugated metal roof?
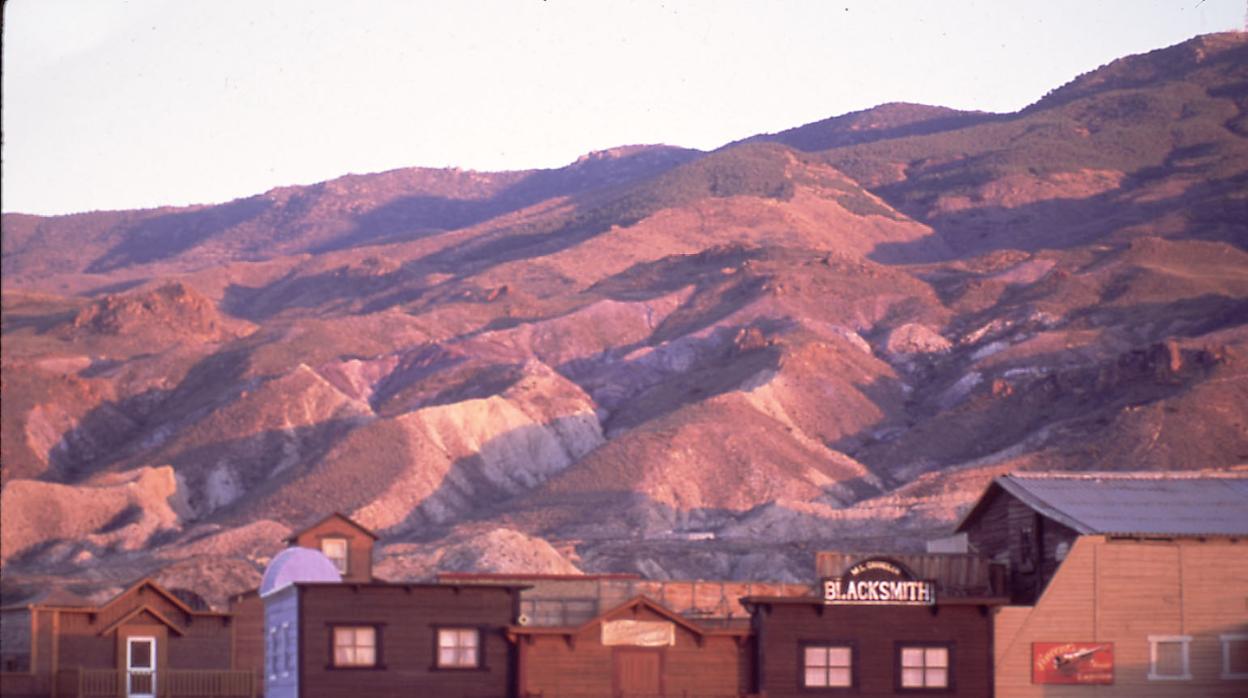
[991,472,1248,537]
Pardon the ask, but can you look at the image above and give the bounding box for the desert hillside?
[2,33,1246,607]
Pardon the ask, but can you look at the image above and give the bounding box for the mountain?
[2,33,1247,607]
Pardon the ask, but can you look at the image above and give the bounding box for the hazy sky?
[3,0,1243,216]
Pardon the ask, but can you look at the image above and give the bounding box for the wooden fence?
[60,669,257,698]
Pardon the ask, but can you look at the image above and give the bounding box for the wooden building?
[744,555,1004,697]
[0,579,252,698]
[957,471,1248,696]
[229,512,380,692]
[509,595,753,697]
[262,576,523,698]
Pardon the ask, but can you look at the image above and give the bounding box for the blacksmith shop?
[743,553,1007,697]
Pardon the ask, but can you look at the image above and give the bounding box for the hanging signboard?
[822,558,936,606]
[601,620,676,647]
[1032,642,1114,684]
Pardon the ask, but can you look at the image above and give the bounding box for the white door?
[126,636,156,698]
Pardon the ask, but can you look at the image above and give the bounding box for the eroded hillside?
[2,33,1246,607]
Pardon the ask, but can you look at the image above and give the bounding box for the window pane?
[356,628,375,648]
[901,648,924,667]
[804,668,828,687]
[335,628,353,647]
[1228,639,1248,674]
[1156,642,1184,676]
[901,668,925,687]
[334,647,351,665]
[827,647,851,667]
[827,667,851,687]
[805,647,829,667]
[458,629,477,648]
[925,667,948,687]
[439,647,457,665]
[439,630,457,648]
[926,647,948,667]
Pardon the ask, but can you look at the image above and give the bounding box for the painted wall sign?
[601,620,675,647]
[1032,642,1114,684]
[822,558,936,606]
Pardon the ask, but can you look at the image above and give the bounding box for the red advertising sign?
[1032,642,1114,684]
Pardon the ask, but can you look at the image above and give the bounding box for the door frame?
[126,635,157,698]
[611,647,666,697]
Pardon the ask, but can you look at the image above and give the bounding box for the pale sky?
[2,0,1243,216]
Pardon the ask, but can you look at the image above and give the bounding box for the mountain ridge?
[2,32,1246,606]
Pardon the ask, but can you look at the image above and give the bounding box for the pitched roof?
[956,471,1248,537]
[285,512,378,543]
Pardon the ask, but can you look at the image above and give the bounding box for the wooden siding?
[517,604,750,697]
[1,609,32,671]
[754,601,994,698]
[295,584,518,698]
[993,535,1248,697]
[289,519,374,583]
[228,591,264,690]
[963,485,1080,604]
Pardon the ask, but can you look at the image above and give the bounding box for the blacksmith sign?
[822,558,936,606]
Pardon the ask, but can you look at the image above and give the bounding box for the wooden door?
[126,636,156,698]
[613,648,663,697]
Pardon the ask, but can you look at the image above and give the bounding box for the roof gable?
[286,512,378,543]
[98,605,186,636]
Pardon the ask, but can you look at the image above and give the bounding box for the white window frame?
[436,627,481,669]
[1148,635,1192,681]
[899,645,950,689]
[1222,633,1248,680]
[321,537,349,575]
[802,644,854,688]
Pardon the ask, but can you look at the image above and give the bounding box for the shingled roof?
[956,471,1248,537]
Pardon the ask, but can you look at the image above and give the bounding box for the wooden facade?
[264,582,522,698]
[745,598,997,697]
[0,579,249,698]
[510,596,753,698]
[229,512,381,694]
[990,535,1248,696]
[958,482,1080,604]
[282,513,377,583]
[957,472,1248,696]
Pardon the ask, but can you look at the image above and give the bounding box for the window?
[283,622,295,674]
[321,538,349,574]
[267,627,278,679]
[436,628,480,669]
[332,626,377,668]
[899,645,950,689]
[1222,634,1248,680]
[1148,635,1191,681]
[803,645,853,688]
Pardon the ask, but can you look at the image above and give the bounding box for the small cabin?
[0,579,250,698]
[510,595,753,698]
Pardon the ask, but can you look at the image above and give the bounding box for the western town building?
[957,471,1248,696]
[5,471,1246,697]
[227,512,381,694]
[0,579,252,698]
[744,553,1006,697]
